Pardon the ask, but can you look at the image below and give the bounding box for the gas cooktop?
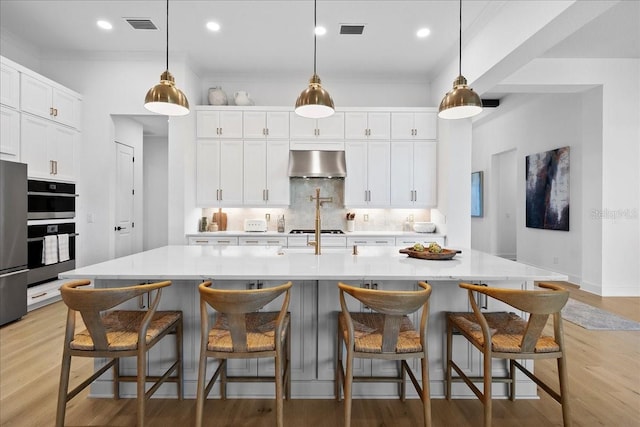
[289,229,345,234]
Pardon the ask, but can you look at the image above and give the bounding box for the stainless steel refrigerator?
[0,160,28,326]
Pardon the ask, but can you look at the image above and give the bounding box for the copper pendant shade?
[438,0,482,120]
[295,0,335,119]
[144,0,189,116]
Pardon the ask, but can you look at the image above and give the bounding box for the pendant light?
[438,0,482,120]
[295,0,335,119]
[144,0,190,116]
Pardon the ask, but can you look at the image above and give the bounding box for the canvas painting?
[525,146,570,230]
[471,171,483,217]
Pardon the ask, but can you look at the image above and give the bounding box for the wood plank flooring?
[1,283,638,426]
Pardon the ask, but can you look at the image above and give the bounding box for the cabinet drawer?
[239,236,287,246]
[346,237,395,246]
[395,236,445,247]
[188,236,238,246]
[287,236,308,247]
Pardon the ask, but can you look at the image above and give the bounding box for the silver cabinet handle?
[219,189,222,200]
[263,189,266,201]
[266,189,269,201]
[216,189,220,200]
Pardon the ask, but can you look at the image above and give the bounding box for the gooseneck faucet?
[308,188,333,255]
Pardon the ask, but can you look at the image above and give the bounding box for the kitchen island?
[59,245,567,400]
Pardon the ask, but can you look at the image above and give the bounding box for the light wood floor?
[1,283,639,426]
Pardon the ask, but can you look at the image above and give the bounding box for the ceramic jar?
[234,91,254,106]
[208,87,228,105]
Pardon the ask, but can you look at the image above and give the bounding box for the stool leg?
[113,357,120,399]
[336,324,343,401]
[446,319,453,400]
[483,348,492,427]
[55,348,72,427]
[509,359,516,401]
[275,350,284,427]
[137,348,147,427]
[558,355,572,426]
[422,355,432,427]
[176,319,183,400]
[344,348,354,427]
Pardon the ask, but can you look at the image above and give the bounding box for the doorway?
[114,142,134,258]
[491,149,517,260]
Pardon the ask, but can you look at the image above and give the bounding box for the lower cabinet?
[395,236,445,247]
[188,236,238,245]
[238,236,287,246]
[346,236,395,246]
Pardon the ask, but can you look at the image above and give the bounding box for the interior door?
[115,142,134,258]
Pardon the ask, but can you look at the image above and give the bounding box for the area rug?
[561,298,640,331]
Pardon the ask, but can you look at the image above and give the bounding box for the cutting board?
[213,209,227,231]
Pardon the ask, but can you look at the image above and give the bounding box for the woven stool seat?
[448,311,560,353]
[339,312,421,353]
[208,311,290,352]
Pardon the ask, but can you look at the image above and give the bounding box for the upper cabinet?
[344,140,391,208]
[20,73,81,130]
[196,110,243,138]
[243,139,290,206]
[390,112,437,140]
[243,111,289,139]
[289,112,344,140]
[0,106,20,161]
[390,140,437,207]
[0,61,20,109]
[344,112,390,140]
[196,139,244,207]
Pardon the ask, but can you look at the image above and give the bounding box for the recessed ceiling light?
[315,26,327,36]
[206,21,220,32]
[417,28,431,38]
[97,20,113,30]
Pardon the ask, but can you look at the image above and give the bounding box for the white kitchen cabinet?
[20,73,81,129]
[196,110,243,138]
[390,140,437,207]
[391,112,437,140]
[344,111,390,140]
[243,111,289,139]
[346,236,395,246]
[196,139,243,207]
[287,236,308,247]
[238,236,287,246]
[188,236,239,246]
[289,112,344,140]
[243,139,290,206]
[0,61,20,109]
[344,140,390,207]
[0,106,20,161]
[21,114,77,181]
[395,236,445,247]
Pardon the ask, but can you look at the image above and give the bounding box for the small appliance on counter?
[244,218,268,232]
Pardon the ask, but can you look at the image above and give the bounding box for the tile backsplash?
[202,178,432,233]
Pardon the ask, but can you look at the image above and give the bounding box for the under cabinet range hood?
[288,150,346,178]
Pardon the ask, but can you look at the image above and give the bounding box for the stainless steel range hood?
[288,150,346,178]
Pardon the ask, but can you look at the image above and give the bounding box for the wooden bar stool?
[195,280,292,427]
[446,282,571,427]
[336,281,432,427]
[56,279,183,427]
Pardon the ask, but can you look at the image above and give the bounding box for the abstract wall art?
[471,171,483,217]
[525,146,570,231]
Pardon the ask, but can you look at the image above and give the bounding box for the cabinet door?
[344,112,368,140]
[50,125,76,182]
[317,112,344,139]
[366,140,390,207]
[390,112,415,139]
[344,141,368,207]
[0,106,20,160]
[367,112,391,139]
[243,111,266,139]
[265,140,290,205]
[413,112,437,140]
[20,74,53,120]
[243,140,267,205]
[0,62,20,109]
[390,141,415,206]
[289,113,316,139]
[21,114,52,179]
[52,89,79,129]
[218,140,244,205]
[218,111,243,138]
[265,111,289,139]
[196,139,221,206]
[196,111,221,137]
[412,141,437,207]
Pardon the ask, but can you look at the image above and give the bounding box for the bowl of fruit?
[399,242,460,260]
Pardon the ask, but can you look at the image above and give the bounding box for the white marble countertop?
[60,245,567,282]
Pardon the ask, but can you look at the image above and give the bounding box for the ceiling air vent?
[125,18,158,30]
[340,24,365,35]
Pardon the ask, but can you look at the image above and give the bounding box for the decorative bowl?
[413,222,436,233]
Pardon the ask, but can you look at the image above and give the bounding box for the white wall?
[143,135,168,250]
[473,93,583,284]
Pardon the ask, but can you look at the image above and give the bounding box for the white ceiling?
[1,0,637,137]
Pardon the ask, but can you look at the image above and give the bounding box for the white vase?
[208,87,228,105]
[234,91,254,106]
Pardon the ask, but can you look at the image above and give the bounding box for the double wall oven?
[27,179,78,287]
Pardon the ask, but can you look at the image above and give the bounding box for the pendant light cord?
[458,0,462,77]
[313,0,317,76]
[165,0,169,71]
